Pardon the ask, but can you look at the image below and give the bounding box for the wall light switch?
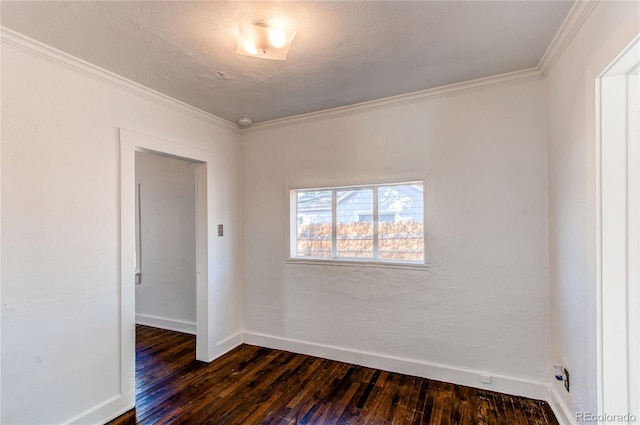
[218,224,223,237]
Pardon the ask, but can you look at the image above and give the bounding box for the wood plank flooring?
[108,325,559,425]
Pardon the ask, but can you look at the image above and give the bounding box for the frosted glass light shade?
[236,22,296,61]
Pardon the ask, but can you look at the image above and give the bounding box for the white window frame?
[286,179,430,270]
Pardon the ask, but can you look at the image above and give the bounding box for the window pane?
[337,189,373,258]
[378,184,424,261]
[296,191,332,257]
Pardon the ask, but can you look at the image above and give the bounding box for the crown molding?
[243,67,543,134]
[0,27,239,134]
[538,0,599,76]
[243,0,600,134]
[2,0,599,136]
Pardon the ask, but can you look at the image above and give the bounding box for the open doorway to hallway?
[119,129,214,417]
[134,151,198,335]
[133,152,200,418]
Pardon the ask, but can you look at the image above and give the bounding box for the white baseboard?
[136,313,196,335]
[242,331,549,401]
[212,331,244,360]
[547,383,576,425]
[66,391,134,425]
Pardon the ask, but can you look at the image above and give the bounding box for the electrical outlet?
[479,373,491,384]
[553,364,563,381]
[563,368,570,392]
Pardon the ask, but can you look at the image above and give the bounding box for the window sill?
[284,257,431,271]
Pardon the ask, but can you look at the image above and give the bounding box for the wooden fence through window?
[296,221,423,261]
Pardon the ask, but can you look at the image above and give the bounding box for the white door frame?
[596,35,640,424]
[118,129,212,402]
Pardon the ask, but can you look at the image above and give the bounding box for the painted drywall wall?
[241,80,551,389]
[135,152,197,332]
[545,0,640,418]
[0,39,242,424]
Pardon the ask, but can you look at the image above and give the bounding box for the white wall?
[241,80,551,391]
[135,152,197,332]
[0,36,242,424]
[5,3,637,421]
[545,0,639,419]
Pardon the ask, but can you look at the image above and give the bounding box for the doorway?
[119,129,211,408]
[597,36,639,423]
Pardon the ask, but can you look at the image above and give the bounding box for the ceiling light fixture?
[236,22,296,61]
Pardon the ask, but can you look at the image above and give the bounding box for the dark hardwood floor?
[108,325,559,425]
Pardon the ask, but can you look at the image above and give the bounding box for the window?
[290,181,426,265]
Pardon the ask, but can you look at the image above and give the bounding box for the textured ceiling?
[1,1,573,124]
